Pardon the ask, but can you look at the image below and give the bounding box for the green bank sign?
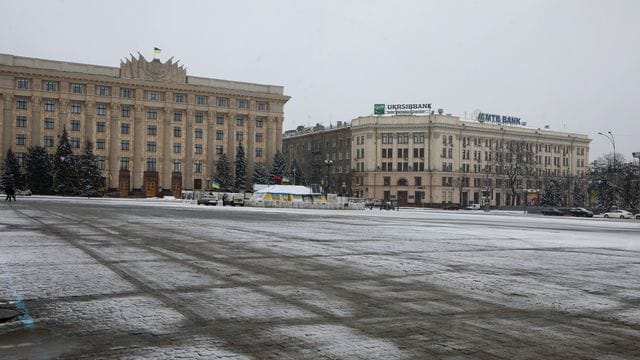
[374,103,431,115]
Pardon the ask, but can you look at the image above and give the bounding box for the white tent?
[254,185,321,196]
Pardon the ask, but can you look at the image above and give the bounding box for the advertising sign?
[477,112,521,125]
[374,103,431,115]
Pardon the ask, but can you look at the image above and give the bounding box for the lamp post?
[324,159,334,194]
[597,131,616,168]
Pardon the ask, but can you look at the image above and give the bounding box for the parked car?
[443,204,461,210]
[569,207,593,217]
[635,213,640,220]
[465,203,482,210]
[602,209,632,219]
[197,192,219,205]
[542,207,563,216]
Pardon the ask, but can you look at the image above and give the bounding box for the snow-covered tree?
[234,144,247,192]
[52,127,80,195]
[270,151,288,179]
[572,178,586,207]
[25,145,53,194]
[540,178,563,207]
[1,148,21,194]
[215,154,234,192]
[79,140,104,196]
[252,163,270,186]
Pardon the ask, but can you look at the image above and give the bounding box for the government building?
[284,109,591,207]
[0,53,290,197]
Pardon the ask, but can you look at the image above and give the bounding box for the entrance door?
[462,191,469,207]
[496,193,501,207]
[145,178,157,197]
[398,191,408,206]
[414,191,422,206]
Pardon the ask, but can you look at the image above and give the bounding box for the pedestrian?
[10,188,16,201]
[5,187,15,202]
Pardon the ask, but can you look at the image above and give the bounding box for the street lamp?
[324,159,334,194]
[597,131,617,168]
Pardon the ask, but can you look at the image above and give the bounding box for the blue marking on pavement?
[2,270,35,329]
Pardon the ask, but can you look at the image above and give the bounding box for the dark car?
[542,208,563,216]
[569,207,594,217]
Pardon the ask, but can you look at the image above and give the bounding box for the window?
[237,99,248,109]
[44,118,54,129]
[96,156,105,170]
[16,116,27,128]
[147,141,157,152]
[256,116,264,128]
[16,78,30,89]
[413,162,424,171]
[120,88,133,98]
[96,104,107,116]
[120,157,129,170]
[195,144,203,154]
[71,137,80,149]
[71,83,84,94]
[44,100,55,112]
[148,91,160,101]
[44,81,58,92]
[71,120,81,131]
[196,95,207,105]
[413,148,424,158]
[397,132,409,144]
[121,123,130,134]
[16,98,27,110]
[96,85,110,96]
[194,160,203,173]
[383,176,391,186]
[147,125,157,135]
[71,102,81,114]
[382,133,393,144]
[174,93,185,103]
[413,132,425,144]
[96,122,106,133]
[236,131,243,142]
[96,139,105,150]
[216,145,223,155]
[147,108,157,119]
[216,130,224,140]
[255,133,263,142]
[194,128,203,139]
[173,127,182,137]
[173,143,181,154]
[217,97,228,107]
[255,148,263,157]
[121,105,131,118]
[216,115,224,124]
[195,112,204,123]
[121,140,129,151]
[146,158,156,171]
[257,101,269,111]
[15,152,25,167]
[172,160,181,172]
[236,116,244,126]
[44,136,54,147]
[174,111,182,121]
[16,134,27,145]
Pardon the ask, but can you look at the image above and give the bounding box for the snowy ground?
[1,196,640,359]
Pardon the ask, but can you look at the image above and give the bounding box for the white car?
[602,210,632,219]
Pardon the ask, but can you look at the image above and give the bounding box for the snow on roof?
[255,185,319,195]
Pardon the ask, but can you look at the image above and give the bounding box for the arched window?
[397,178,408,186]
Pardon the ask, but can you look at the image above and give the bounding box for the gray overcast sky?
[1,0,638,160]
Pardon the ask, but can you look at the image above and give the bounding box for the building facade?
[351,114,591,207]
[0,53,289,196]
[282,122,351,195]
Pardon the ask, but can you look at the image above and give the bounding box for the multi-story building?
[351,114,591,207]
[0,53,289,196]
[282,122,351,195]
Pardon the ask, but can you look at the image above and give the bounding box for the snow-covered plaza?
[1,197,640,359]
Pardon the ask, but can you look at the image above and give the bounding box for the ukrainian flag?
[154,47,162,54]
[211,180,220,190]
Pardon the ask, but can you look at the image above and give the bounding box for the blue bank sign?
[477,112,521,125]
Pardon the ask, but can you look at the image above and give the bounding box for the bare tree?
[493,139,537,206]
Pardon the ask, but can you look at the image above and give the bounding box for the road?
[1,197,640,359]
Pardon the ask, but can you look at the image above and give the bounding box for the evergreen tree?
[1,148,21,194]
[215,154,234,192]
[25,145,53,194]
[52,127,80,195]
[234,144,247,192]
[79,140,104,196]
[252,163,270,185]
[540,178,563,207]
[572,179,586,207]
[290,159,306,185]
[270,150,288,182]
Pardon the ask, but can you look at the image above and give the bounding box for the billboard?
[374,103,431,115]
